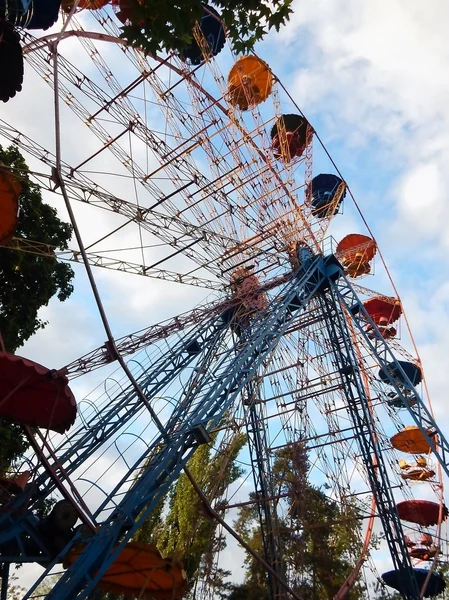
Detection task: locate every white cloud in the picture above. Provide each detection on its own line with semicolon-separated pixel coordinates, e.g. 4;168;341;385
396;163;446;236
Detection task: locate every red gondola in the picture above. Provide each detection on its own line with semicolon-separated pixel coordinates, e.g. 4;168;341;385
0;166;21;241
396;500;448;526
0;353;76;434
335;233;376;278
363;296;402;324
363;296;402;339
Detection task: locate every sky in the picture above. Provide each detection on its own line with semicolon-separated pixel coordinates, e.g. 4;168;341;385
2;0;449;595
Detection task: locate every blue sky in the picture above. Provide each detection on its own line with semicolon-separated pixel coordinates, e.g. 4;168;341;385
2;0;449;594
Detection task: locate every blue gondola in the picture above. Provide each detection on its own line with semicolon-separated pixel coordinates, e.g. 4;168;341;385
382;568;446;598
180;4;226;65
308;173;346;218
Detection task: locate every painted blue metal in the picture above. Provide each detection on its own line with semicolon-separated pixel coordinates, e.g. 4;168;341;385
30;254;332;599
0;309;231;562
38;311;228;490
318;284;420;599
245;380;286;600
5;253;445;600
333;272;449;478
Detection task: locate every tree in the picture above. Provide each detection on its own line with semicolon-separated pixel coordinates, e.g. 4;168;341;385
231;443;367;600
93;433;246;600
0;145;74;354
121;0;294;56
3;571;27;600
133;432;246;599
5;581;27;599
0;145;74;471
33;574;63;598
155;433;246;580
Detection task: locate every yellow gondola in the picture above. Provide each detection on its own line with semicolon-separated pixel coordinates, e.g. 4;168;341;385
227;56;273;110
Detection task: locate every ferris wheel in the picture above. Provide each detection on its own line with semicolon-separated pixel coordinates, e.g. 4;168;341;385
0;3;448;599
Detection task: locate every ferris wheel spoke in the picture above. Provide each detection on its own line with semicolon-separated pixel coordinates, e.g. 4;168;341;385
20;305;236;507
24;39;259;240
61;295;233;378
3;236;225;290
0;121;247;276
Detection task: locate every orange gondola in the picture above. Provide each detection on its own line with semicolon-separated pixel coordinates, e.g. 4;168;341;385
227;56;273;110
0;353;77;434
65;542;188;600
390;426;436;454
335;234;376;278
398;457;435;481
0;166;21;242
0;470;30;495
396;500;448;526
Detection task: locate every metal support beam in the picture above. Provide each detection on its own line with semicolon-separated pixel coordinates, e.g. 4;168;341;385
2;236;224;291
28;254;332;599
335;273;449;477
318;286;420;599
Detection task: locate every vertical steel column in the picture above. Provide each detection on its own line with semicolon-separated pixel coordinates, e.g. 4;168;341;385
318;287;420;599
0;564;9;600
245;379;286;600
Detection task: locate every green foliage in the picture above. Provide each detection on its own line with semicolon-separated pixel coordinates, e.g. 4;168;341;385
120;0;294;56
156;432;246;581
33;574;63;597
5;572;27;600
133;495;165;546
227;582;270;600
370;580;402;599
232;443;367;600
0;145;74;354
0;145;75;472
0;422;29;472
135;431;246;598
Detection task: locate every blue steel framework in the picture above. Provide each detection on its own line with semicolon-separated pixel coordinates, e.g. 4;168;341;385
245;379;286;600
0;252;448;599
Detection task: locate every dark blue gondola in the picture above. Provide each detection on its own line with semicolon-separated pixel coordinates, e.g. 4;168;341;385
0;20;23;102
17;0;61;30
180;4;226;65
308;173;346;218
0;0;31;17
378;360;422;387
382;568;446;598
